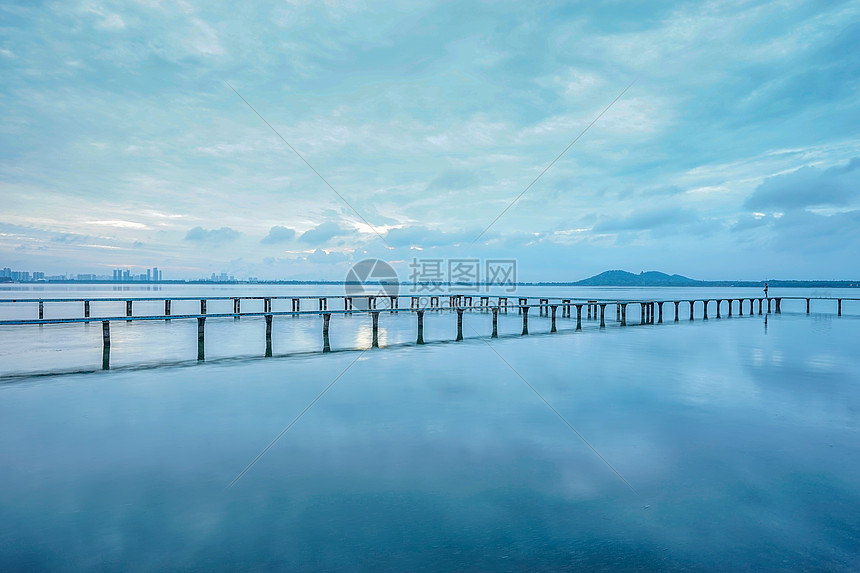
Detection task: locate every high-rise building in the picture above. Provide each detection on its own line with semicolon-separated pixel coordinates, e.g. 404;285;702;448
122;269;130;281
112;269;121;281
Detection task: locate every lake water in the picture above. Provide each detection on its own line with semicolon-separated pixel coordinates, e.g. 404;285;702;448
1;285;859;570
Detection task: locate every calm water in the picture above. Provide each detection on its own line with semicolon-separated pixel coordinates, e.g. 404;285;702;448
1;286;859;570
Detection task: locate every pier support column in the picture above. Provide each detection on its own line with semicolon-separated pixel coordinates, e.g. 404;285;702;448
658;302;664;324
640;303;646;325
518;298;527;315
292;298;300;312
674;301;680;322
200;299;207;314
371;312;380;348
776;298;781;313
689;301;695;321
38;301;44;320
126;300;132;321
346;297;353;313
265;314;273;357
758;299;763;315
620;304;627;326
456;308;464;341
84;301;90;322
102;320;110;370
521;306;529;336
499;297;507;313
616;303;621;322
165;300;171;320
319;298;327;312
197;317;205;361
838;299;842;316
703;300;709;320
540;299;549;317
551;305;558;332
576;304;583;330
563;299;571;318
767;298;771;313
491;307;499;338
390;296;399;312
233;298;241;318
600;304;606;328
417;310;425;344
322;313;331;353
589;304;593;320
728;300;733;317
716;300;722;319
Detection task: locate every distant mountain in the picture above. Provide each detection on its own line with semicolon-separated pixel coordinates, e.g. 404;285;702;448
574;270;701;287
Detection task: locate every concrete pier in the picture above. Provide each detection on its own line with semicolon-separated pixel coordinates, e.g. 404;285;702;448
807;298;810;314
322;313;331;352
319;298;327;312
716;300;721;319
728;300;733;317
703;300;709;320
616;303;621;322
430;296;439;309
600;303;607;328
165;300;171;319
84;301;90;321
658;302;663;323
233;298;241;316
126;300;133;321
492;307;499;338
417;310;425;344
102;320;110;370
689;301;695;321
621;303;627;326
838;299;842;316
576;304;583;330
292;298;300;312
674;301;680;322
200;299;207;314
540;298;549;317
551;305;558;332
265;314;273;357
640;303;646;325
521;306;529;335
371;311;379;348
562;299;571;318
456;308;464;341
776;298;781;313
197;317;205;361
499;297;507;312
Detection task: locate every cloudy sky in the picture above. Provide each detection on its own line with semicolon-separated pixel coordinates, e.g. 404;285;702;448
2;0;859;281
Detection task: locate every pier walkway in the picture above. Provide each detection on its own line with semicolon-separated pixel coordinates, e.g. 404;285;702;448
0;294;855;370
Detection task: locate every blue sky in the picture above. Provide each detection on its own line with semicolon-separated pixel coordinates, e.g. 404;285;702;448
2;0;859;281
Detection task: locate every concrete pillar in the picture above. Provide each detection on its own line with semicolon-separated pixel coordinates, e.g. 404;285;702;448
102;320;110;370
84;300;90;321
703;300;709;320
126;300;132;320
728;299;733;317
576;304;583;330
658;302;664;324
491;307;499;338
689;301;695;321
776;298;781;313
518;298;527;315
292;298;300;312
456;308;464;341
371;311;379;348
616;303;621;322
600;304;606;328
417;310;425;344
265;314;273;357
716;300;721;319
640;303;646;325
589;304;594;320
197;317;205;361
165;300;171;319
767;298;771;313
674;301;680;322
200;299;207;314
563;299;571;318
431;296;439;309
390;296;398;311
540;298;548;317
621;304;627;326
38;300;44;320
521;306;529;335
499;297;507;313
758;299;763;315
551;305;558;332
322;313;331;353
838;299;842;316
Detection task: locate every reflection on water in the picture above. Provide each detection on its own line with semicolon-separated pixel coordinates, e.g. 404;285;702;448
1;289;859;570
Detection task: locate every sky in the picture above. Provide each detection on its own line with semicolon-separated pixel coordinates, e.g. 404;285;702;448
1;0;860;281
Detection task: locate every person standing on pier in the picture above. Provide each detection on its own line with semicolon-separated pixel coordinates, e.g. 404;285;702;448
763;283;769;298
